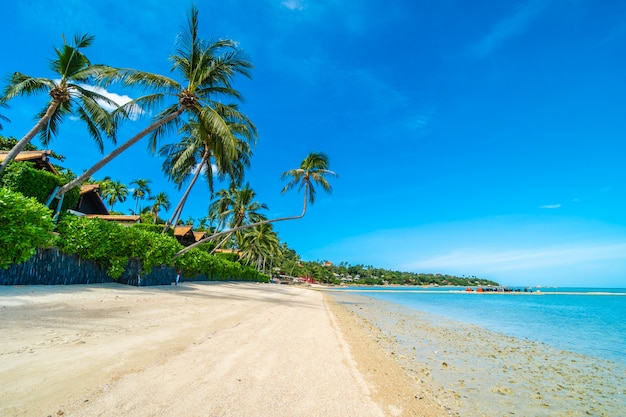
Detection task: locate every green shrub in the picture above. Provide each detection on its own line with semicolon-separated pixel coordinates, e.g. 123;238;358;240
177;247;268;283
56;216;183;278
131;223;175;236
0;161;80;212
0;187;56;268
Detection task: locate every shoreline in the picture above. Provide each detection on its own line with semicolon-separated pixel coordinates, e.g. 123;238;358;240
0;282;448;417
327;291;626;417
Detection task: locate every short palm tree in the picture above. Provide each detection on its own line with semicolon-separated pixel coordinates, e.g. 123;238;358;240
52;5;253;200
150;192;171;224
0;33;119;175
208;184;268;252
174;152;336;259
99;178;128;212
160;102;256;232
130;178;152;215
239;223;281;273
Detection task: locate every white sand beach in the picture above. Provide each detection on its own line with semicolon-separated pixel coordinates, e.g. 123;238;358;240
0;282;447;417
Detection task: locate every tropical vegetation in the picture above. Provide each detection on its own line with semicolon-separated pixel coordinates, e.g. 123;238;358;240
0;7;499;288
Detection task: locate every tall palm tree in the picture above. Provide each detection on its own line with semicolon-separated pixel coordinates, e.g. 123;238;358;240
51;5;253;200
160;102;256;233
0;33;119;175
130;178;152;215
99;178;128;211
174;152;336;259
150;192;170;224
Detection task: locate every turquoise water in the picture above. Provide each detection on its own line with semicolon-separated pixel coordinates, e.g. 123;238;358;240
331;286;626;364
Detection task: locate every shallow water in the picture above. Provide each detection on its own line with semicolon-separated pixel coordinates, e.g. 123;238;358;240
331;287;626;364
328;290;626;417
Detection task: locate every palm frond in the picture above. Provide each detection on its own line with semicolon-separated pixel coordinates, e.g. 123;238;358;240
37;101;71;146
2;74;55;101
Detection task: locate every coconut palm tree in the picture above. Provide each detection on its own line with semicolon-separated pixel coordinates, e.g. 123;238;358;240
160;102;256;233
208;184;268;252
280;152;336;217
238;223;281;273
51;5;253;201
150;192;170;224
0;33;119;175
174;152;336;259
130;178;152;215
99;178;128;211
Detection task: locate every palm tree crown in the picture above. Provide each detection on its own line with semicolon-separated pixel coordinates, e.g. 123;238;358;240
130;178;152;215
99;178;128;211
0;33;120;175
52;5;253;200
150;192;171;224
280;152;337;216
159;103;256;232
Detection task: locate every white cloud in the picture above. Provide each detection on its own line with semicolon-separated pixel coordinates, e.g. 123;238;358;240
469;0;553;58
88;86;144;121
540;204;561;209
73;84;143;121
281;0;305;11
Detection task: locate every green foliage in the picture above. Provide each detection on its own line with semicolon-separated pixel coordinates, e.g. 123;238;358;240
275;255;500;287
176;247;268;283
131;223;174;236
0;187;56;268
0;161;79;211
0;135;37;151
214;251;240;263
56;216;182;278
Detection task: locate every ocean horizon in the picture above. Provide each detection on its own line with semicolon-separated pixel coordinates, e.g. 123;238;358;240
327;285;626;416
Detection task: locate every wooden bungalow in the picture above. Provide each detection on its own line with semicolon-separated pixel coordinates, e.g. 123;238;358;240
74;185;141;225
173;226;196;246
74;184;109;215
0;150;58;174
193;231;207;242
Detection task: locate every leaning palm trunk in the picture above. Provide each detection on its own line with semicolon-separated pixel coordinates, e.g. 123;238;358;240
163;156;207;233
0;101;60;175
53;108;184;200
209;217;241;254
173;188;308;259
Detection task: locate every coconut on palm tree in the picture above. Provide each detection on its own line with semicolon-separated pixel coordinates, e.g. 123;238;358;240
51;5;253;201
160;102;256;233
174;152;336;259
0;33;120;175
130;178;152;215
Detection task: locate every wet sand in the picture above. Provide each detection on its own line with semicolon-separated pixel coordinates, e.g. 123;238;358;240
0;282;447;417
328;292;626;417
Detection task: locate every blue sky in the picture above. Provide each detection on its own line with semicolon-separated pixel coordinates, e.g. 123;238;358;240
1;0;625;287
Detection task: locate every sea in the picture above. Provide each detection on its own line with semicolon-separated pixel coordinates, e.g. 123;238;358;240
327;286;626;417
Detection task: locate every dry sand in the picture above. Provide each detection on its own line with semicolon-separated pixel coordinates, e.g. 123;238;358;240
0;282;448;417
